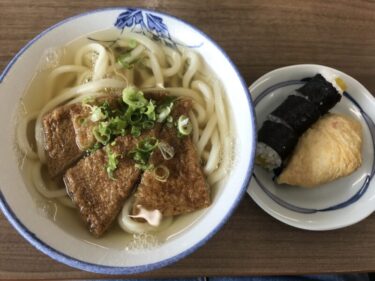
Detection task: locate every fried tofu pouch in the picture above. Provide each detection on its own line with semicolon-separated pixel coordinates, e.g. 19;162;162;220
277;113;362;188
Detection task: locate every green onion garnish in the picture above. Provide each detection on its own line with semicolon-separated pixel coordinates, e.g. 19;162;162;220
85;89;182;174
177;115;192;136
122;86;148;109
86;142;101;154
105;146;119;180
158;141;175;160
128;111;142;125
156;96;175;123
138;137;159;152
157;105;172;123
153;165;170;182
93;122;111;144
128;39;137;49
142;120;155;130
90;106;106;122
144;100;156;121
109;116;127;136
86;93;179;151
131;125;141;137
117;53;133;69
128;137;159;171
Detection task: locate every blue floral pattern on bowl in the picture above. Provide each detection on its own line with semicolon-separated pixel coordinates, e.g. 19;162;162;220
114;8;202;49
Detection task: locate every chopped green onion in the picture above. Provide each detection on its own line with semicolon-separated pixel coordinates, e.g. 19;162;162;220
177;115;192;136
136;162;154;171
90;106;106;122
129;149;152;171
156;97;175;123
144;100;156;121
131;126;141;137
86;142;101;154
100;101;111;114
117;53;132;69
105;146;119;180
166;115;173;128
131;150;145;164
153;165;170;182
128;137;159;171
97;121;109;134
158;141;175;160
128;39;137;49
142;120;154;130
157;104;172;123
85;88;182;162
93;122;111;144
84;100;111;123
129;111;142;125
138;137;159;153
122;87;147;109
109;116;127;135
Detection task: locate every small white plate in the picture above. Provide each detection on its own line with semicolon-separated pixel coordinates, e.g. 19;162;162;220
247;64;375;230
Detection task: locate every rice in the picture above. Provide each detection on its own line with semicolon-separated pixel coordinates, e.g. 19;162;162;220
255;142;281;171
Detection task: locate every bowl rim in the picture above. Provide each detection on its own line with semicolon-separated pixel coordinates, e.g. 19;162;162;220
0;7;256;274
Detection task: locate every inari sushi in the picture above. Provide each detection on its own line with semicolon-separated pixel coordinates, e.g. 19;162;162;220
277;113;362;187
256;73;346;171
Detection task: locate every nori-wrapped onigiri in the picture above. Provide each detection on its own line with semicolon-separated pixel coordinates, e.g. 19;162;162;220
269;95;321;135
255;72;345;172
296;74;342;115
256;121;298;170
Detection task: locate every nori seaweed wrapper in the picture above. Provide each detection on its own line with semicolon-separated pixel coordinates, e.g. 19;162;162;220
296;74;341;115
258;120;298;161
269;95;320;135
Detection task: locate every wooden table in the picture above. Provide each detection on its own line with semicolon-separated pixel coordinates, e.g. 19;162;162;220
1;0;375;279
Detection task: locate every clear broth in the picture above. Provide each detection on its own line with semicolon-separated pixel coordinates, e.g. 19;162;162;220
18;29;230;250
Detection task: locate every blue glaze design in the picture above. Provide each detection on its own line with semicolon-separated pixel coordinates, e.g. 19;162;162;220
114;8;202;49
114;9;144;29
146;13;168;36
0;8;256;274
254;79;375;214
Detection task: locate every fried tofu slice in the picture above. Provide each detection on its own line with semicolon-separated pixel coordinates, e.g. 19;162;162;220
64;129;161;237
42;96;120;177
42;103;84;177
70;96;121;151
133;99;211;216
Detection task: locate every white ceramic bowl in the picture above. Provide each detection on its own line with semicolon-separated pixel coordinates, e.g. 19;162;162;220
0;8;256;274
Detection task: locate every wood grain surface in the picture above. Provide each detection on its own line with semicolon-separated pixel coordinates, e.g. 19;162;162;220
1;0;375;279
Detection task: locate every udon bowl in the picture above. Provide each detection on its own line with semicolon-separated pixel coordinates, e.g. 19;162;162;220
0;8;255;274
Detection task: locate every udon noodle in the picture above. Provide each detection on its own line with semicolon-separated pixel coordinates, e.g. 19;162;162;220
16;31;232;235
